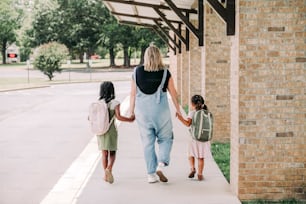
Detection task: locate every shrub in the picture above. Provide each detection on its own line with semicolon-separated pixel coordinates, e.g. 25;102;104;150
33;42;68;80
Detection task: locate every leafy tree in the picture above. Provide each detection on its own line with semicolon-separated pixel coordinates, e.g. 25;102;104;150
28;0;108;63
117;25;137;67
26;0;166;67
56;0;108;63
33;42;68;80
98;11;121;67
0;0;23;64
31;9;60;47
133;27;166;65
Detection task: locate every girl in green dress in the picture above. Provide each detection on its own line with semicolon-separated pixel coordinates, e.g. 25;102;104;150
97;81;135;184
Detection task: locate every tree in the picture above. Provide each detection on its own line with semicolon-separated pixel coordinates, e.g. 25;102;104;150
33;42;68;80
28;0;108;63
133;27;166;65
31;9;60;47
0;0;23;64
98;11;121;67
56;0;108;63
117;25;137;67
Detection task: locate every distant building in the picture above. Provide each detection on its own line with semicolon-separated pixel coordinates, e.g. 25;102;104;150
6;44;20;63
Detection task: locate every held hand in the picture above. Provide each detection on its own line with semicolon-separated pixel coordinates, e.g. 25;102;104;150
129;114;135;122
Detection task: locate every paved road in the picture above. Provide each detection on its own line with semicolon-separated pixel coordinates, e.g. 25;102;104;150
0;81;131;204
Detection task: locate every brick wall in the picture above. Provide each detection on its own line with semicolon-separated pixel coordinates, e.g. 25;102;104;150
205;4;231;142
237;0;306;200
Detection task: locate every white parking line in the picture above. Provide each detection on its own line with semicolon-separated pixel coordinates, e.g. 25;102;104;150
40;96;130;204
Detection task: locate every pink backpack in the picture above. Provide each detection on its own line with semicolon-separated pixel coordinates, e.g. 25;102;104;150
88;100;114;135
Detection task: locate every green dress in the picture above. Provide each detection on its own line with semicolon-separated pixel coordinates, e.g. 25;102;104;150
96;100;120;151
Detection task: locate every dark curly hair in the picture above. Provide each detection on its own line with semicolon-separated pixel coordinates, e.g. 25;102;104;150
191;94;208;111
99;81;115;103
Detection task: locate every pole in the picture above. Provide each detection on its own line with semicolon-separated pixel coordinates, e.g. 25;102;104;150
67;60;71;82
27;60;30;83
89;59;92;81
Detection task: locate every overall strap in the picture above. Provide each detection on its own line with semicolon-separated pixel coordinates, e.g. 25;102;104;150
133;66;138;83
156;68;167;104
159;68;168;89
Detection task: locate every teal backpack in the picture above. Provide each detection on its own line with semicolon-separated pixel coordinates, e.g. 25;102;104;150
190;109;214;142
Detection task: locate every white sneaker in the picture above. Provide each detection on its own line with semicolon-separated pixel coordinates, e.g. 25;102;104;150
156;163;168;182
156;162;165;171
147;173;158;183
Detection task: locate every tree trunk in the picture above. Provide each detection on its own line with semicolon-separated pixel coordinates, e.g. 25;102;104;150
1;40;7;64
123;46;130;67
139;46;146;65
79;52;84;63
109;47;115;67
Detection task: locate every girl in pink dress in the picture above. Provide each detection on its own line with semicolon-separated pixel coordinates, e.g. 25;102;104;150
176;95;210;181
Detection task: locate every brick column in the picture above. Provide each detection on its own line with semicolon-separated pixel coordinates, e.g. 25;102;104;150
176;53;182;100
189;24;202;110
168;31;179;94
180;26;190;110
205;4;231;142
230;0;240;196
237;0;306;201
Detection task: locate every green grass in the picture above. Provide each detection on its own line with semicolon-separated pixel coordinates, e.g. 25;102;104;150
183;104;189;114
210;142;230;182
241;199;303;204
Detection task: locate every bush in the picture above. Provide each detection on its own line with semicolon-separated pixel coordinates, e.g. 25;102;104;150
33;42;68;80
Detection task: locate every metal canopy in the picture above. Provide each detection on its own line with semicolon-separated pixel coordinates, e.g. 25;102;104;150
102;0;235;53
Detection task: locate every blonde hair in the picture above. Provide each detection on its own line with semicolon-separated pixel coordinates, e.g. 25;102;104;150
143;45;164;72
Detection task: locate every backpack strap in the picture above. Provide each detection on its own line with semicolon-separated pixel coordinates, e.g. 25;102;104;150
107;100;115;124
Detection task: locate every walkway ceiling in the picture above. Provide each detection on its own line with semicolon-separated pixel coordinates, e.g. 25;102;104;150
102;0;235;53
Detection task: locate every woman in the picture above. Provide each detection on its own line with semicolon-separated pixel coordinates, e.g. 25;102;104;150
129;45;182;183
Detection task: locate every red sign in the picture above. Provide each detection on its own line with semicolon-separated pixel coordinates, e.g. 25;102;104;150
7;53;18;58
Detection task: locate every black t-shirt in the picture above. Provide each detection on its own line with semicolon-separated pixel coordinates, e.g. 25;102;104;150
134;65;171;94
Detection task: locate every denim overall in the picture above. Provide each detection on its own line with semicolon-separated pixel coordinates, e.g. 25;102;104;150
134;68;173;174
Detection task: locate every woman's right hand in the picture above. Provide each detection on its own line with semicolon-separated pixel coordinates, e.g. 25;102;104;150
130;114;135;121
176;112;182;118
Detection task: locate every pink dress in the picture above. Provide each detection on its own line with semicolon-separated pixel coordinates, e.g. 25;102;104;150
187;110;211;159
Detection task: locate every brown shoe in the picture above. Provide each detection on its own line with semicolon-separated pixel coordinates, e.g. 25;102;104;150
156;170;168;182
198;174;204;181
188;168;196;178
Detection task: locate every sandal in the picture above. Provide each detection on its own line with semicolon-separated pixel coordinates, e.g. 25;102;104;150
188;168;196;178
198;174;204;181
105;169;114;184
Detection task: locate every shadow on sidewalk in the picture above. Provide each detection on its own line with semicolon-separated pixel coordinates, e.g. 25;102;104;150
75;98;241;204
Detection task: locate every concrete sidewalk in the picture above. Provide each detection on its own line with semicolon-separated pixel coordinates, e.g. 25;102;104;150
73;99;241;204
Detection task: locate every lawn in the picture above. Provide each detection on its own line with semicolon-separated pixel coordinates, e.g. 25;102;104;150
211;142;230;182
